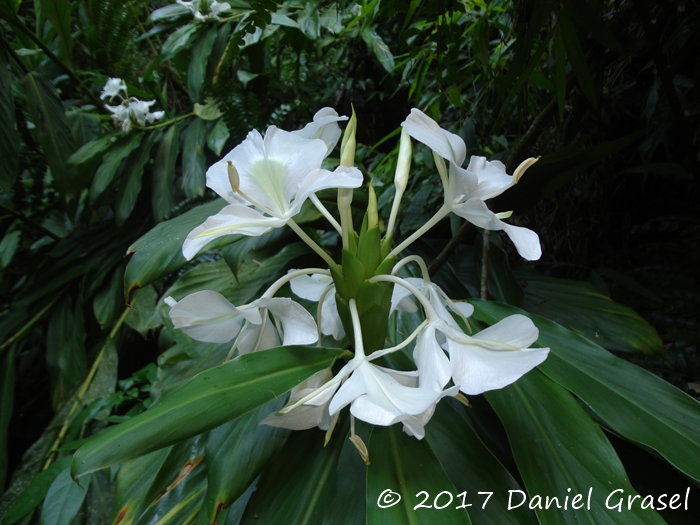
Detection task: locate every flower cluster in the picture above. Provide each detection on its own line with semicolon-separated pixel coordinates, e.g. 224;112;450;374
176;0;231;21
166;107;549;454
101;78;165;132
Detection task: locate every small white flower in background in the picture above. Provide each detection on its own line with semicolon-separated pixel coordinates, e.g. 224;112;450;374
182;109;362;260
165;290;317;353
177;0;231;20
100;78;127;101
402;108;542;261
101;78;165;132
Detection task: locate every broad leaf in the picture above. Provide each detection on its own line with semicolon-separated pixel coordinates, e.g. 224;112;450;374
115;132;158;226
425;400;537;525
90;133;144;203
40;468;91;525
21;72;77;200
71;346;349;477
472;299;700;483
0;346;14;491
152;123;180;222
367;424;472;524
188;26;218;101
182;117;207;198
38;0;73;67
206;118;229;156
487;371;666;524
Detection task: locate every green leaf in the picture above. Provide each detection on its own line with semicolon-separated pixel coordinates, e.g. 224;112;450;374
559;10;597;109
239;424;345;524
199;400;289;525
125;285;161;335
514;269;664;354
367;424;472;524
475;232;523;307
38;0;74;67
0;230;21;268
71;346;349;477
89;133;144;203
152;124;180;222
188;26;218;101
425;401;538;525
182;117;207;198
0;41;19;193
193;99;223;121
0;346;14;491
47;296;86;409
21;72;77;200
161;24;200;61
486;371;666;524
40;467;91;525
67;132;120;167
93;264;125;330
0;0;20;17
124;199;232;301
115;132;158;226
472;300;700;484
297;1;321;40
2;457;72;525
367;28;395;73
206;118;230;156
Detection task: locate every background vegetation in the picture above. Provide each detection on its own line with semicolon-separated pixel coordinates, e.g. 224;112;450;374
0;0;698;524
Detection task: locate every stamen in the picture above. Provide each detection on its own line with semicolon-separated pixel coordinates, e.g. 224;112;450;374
227;161;240;191
349;415;370;465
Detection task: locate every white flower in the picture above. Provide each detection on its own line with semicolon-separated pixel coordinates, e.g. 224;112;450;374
402;108;542;261
438;314;550;395
101;78;127;101
262;369;336;430
165;290;317;353
291;107;348;157
328;357;442;440
182;113;363;260
177;0;231;20
289;272;345;340
106;98;164;132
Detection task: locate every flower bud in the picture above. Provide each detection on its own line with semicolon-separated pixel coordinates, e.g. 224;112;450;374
395;129;412;194
340;107;357;167
367;183;378;230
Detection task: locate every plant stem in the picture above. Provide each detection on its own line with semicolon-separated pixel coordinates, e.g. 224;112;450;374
0;297;59;358
43;307;130;469
287;219;337;269
0;202;60;240
480;229;489;300
141;112;194;130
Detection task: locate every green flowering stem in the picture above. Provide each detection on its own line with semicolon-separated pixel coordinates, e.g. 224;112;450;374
387;205;450;259
141;112;194;131
287;219;338;270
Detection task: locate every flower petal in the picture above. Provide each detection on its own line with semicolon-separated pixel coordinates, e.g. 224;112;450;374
414;325;452;392
466;156;514;200
402;108;467;166
292;166;363;216
258;297;318;346
474;314;539;348
168;290;247;343
447;339;550;395
182;204;286;260
290;273;332;301
292;107;348;157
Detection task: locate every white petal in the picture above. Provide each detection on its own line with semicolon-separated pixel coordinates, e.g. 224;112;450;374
292;166;363;215
258;297;318;346
168;290;245;343
474;315;539;348
290;273;332;301
390;281;417;314
238;320;280;354
320;293;345;340
292;107;348;157
164;296;177;307
500;222;542;261
363;363;439;415
182;204;285;260
414;325;452;391
466;156;514;200
448;339;550;395
401;108;466;166
453;301;474;318
446;163;478;204
262;385;329;430
452;198;541;261
328;364;367;415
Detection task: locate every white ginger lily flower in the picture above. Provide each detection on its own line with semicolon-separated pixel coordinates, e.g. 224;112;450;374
177;0;230;20
183;111;362;260
165;290;317;353
289;272;345;339
291;107;348;156
437;314;550;395
100;78;127;101
401;108;541;261
106;98;164;132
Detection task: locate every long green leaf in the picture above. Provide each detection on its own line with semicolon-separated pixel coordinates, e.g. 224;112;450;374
0;41;18;193
472;300;700;483
559;10;597;109
514;269;663;354
124;198;229;301
38;0;73;67
240;424;346;524
71;346;349;478
39;468;91;525
198;400;288;525
425;401;537;525
152;124;180;222
487;371;666;524
21;72;77;200
367;424;472;524
89;133;144;203
115;132;158;226
182;117;207;198
188;26;218;101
